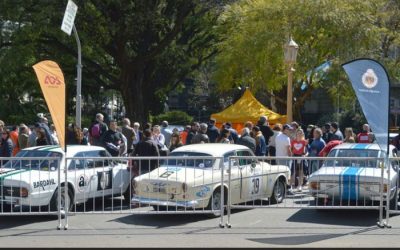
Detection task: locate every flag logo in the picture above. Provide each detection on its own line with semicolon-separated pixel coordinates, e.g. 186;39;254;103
362;69;378;89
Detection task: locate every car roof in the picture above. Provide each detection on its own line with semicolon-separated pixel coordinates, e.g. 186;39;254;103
171;143;251;157
332;143;394;151
22;145;107;156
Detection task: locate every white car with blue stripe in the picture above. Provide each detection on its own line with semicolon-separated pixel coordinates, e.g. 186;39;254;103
0;145;131;212
308;143;398;208
131;144;290;216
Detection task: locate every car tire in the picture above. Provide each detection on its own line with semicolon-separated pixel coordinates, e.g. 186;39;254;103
206;188;226;218
270;178;286;204
50;186;73;215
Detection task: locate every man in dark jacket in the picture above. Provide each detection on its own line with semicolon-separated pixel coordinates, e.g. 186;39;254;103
101;120;124;156
257;116;274;146
237;127;256;153
133;129;160;174
186;122;199;145
206;119;220;143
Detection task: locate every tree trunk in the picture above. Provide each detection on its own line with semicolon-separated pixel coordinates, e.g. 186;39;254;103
120;70;149;125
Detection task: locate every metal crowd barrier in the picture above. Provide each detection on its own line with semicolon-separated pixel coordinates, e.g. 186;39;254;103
1;154;396;230
225;156;388;228
0;156;63;228
62;156;226;229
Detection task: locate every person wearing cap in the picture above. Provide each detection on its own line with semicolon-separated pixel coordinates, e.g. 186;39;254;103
160;120;172;148
275;124;292;168
257;116;274;152
206;118;220;143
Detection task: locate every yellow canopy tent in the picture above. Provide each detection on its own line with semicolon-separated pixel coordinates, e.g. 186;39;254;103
210;89;286;131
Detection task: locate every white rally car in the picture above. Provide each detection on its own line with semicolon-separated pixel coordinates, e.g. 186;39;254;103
0;145;131;212
131;144;290;216
308;143;399;208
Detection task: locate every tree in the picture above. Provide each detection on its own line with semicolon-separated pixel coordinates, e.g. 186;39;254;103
0;0;226;124
213;0;386;121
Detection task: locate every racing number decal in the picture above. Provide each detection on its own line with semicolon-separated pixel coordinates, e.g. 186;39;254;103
97;169;113;190
160;171;175;178
251;177;261;195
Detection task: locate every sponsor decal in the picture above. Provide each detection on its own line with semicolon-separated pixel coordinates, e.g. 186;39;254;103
77;174;89;192
361;69;378;89
33;179;56;190
97;170;112;190
196;186;210;197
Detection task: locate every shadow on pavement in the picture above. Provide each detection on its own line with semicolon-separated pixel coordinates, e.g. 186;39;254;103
0;215;56;230
110;213;218;228
287;209;379;227
247;227;378;246
248;234;343;245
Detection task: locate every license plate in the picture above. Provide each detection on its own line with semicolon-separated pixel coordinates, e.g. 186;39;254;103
153;187;167;193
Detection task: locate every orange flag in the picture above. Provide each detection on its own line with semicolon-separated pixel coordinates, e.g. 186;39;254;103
32;60;66;150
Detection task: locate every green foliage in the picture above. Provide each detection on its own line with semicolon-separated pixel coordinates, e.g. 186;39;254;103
151;110;193;125
0;0;227;123
213;0;398;119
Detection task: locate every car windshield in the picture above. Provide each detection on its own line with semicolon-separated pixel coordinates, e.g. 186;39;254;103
324;149;383;168
161;152;214;168
3;150;62;171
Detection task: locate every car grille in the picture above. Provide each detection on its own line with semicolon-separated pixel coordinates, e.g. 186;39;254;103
0;185;21;198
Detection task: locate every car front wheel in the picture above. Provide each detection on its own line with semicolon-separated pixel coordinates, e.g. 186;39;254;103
270;179;286;204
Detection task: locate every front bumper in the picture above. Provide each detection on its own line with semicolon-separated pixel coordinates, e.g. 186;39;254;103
131;196;203;209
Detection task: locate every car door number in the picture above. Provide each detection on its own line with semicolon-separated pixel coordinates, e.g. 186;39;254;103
251;177;260;195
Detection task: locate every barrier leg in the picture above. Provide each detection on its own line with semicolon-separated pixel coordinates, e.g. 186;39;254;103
377;162;385;228
219;163;225;228
64;157;69;230
57;159;62;230
385;158;392;228
226;159;232;228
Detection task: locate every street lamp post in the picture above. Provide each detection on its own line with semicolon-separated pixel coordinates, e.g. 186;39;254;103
284;36;299;123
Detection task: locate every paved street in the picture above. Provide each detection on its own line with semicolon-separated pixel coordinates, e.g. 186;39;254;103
1;198;400;248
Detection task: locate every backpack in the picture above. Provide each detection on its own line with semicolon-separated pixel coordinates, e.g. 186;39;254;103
91;123;101;138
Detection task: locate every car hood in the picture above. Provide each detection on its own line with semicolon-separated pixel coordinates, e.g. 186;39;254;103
136;165;213;184
0;168;57;187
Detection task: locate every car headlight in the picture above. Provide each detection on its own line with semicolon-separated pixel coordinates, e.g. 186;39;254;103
20;187;29;197
309;182;320;190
